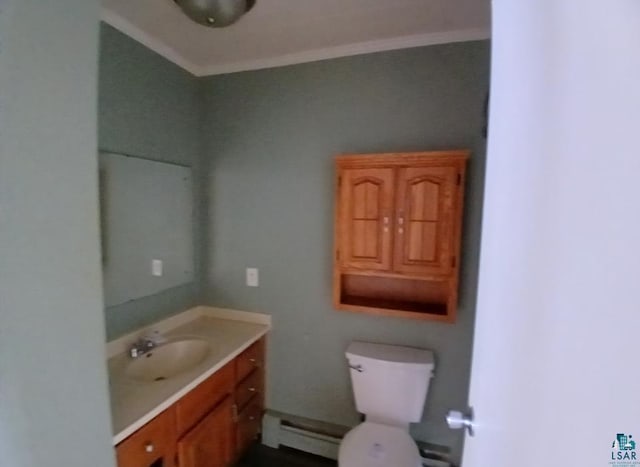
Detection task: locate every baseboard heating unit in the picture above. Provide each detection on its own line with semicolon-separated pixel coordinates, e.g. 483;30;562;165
261;409;455;467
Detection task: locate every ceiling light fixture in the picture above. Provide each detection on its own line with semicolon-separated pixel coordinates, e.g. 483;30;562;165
173;0;256;28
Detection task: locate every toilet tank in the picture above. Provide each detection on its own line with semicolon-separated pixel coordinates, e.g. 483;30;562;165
346;341;435;424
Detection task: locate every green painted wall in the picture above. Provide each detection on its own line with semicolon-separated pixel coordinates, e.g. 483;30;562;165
96;28;488;460
98;23;204;339
0;2;115;466
202;42;489;459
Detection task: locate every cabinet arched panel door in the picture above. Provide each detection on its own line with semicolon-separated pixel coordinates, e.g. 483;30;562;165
338;167;394;271
393;166;459;276
177;396;234;467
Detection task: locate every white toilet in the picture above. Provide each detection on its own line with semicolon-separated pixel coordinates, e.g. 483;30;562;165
338;341;435;467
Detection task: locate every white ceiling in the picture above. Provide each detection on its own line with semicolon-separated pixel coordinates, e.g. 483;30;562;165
101;0;491;76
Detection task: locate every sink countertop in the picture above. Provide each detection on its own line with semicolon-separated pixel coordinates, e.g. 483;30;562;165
108;307;271;445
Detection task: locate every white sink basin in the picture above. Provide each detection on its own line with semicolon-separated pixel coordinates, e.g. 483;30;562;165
125;338;211;382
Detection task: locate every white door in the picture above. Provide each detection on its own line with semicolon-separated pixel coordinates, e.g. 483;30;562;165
458;2;640;466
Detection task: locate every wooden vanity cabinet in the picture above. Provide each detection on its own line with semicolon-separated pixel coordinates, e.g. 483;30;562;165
177;396;234;467
116;337;266;467
175;360;235;467
175;362;234;439
334;151;468;322
233;339;265;457
236;399;263;455
116;409;177;467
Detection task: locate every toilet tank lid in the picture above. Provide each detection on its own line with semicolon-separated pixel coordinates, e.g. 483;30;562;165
346;341;435;367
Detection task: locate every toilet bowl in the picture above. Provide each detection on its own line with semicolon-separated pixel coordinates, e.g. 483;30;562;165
338;422;422;467
338;341;434;467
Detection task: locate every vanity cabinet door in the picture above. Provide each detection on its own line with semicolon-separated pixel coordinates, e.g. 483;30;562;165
116;408;176;467
235;399;263;458
177;396;234;467
176;361;234;438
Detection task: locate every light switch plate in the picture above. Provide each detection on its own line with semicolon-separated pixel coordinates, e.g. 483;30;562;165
246;267;259;287
152;259;163;277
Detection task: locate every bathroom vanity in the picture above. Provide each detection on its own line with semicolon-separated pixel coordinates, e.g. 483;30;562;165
108;308;270;467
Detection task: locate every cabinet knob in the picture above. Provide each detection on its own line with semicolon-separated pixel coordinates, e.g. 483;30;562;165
248;387;256;392
383;216;389;225
398;217;404;225
144;443;154;453
249;358;256;363
398;228;404;234
249;416;256;421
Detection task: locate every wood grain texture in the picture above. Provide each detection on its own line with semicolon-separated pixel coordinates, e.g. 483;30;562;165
116;407;177;467
236;339;265;384
233;337;266;461
236;369;263;411
117;337;268;467
176;361;234;438
236;400;263;458
177;397;234;467
333;151;467;323
338;168;394;271
393;165;458;276
335;150;469;168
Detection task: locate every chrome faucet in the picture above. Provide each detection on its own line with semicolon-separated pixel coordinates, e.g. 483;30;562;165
129;338;155;358
129;331;167;358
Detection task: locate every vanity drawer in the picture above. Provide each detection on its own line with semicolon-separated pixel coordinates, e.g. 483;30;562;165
236;338;265;383
176;360;234;437
236;368;263;410
236;400;263;456
116;407;176;467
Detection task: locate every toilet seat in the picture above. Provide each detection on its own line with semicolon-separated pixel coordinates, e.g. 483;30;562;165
338;422;422;467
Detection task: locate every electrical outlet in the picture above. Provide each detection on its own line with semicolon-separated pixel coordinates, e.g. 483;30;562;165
246;268;259;287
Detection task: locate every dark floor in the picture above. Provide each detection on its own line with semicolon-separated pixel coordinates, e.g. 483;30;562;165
236;444;337;467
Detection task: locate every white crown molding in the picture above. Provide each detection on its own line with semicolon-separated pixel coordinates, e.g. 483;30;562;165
100;8;205;76
198;28;491;76
100;7;490;78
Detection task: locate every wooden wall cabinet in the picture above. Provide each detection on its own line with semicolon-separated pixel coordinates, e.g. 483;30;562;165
333;151;468;322
116;337;266;467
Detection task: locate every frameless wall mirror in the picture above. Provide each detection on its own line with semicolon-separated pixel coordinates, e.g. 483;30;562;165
99;152;194;307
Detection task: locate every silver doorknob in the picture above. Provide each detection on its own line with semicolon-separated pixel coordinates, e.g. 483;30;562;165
446;407;475;436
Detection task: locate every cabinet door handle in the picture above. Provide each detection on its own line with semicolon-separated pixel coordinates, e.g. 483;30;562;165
398;228;404;234
383;216;389;225
248;387;257;392
249;358;261;367
144;442;154;453
398;217;404;225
